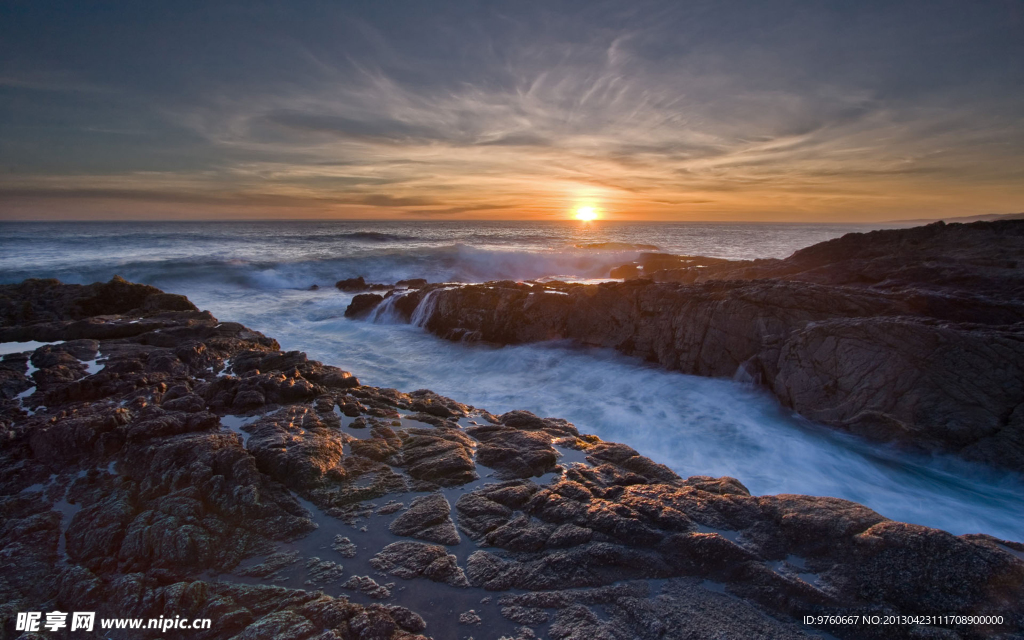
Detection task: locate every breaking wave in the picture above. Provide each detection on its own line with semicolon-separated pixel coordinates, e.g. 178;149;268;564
0;243;638;292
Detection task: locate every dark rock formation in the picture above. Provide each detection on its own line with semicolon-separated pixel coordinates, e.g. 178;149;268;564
347;221;1024;472
341;574;394;599
608;263;639;279
465;411;578;480
644;219;1024;299
0;278;430;639
2;277;1023;639
388;493;460;545
369;541;469;587
388;426;478;486
0;276;197;330
396;279;428;289
335;277;391;292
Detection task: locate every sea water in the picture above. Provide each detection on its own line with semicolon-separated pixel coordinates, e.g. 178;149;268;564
2;220;1021;541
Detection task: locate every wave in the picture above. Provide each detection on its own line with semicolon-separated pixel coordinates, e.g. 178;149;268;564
311;231;412;243
0;243;642;291
575;241;661;251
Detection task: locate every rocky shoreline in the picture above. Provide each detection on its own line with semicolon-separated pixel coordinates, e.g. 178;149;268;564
345;220;1024;474
2;276;1023;639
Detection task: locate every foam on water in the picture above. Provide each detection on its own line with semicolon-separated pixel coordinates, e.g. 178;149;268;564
368;291;412;324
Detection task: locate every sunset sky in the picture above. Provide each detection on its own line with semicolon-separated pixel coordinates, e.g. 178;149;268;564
1;1;1022;222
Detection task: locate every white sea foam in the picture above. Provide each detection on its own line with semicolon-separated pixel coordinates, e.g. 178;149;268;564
367;293;398;323
410;289;443;327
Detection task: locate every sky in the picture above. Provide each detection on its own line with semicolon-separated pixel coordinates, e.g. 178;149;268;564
1;0;1022;222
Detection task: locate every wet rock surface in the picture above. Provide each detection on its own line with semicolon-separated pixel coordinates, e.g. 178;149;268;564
345;293;386;318
348;221;1024;473
369;542;469;587
1;277;1022;639
388;493;460;545
335;277;392;293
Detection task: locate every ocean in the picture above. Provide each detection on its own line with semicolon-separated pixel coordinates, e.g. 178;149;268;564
2;219;1022;541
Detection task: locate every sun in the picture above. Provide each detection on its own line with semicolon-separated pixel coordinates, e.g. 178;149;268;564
574;206;598;221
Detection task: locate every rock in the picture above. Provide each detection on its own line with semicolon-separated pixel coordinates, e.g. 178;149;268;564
498;628;539;640
502;579;810;640
500;605;550;625
609;263;640;279
244;407;348;491
388;493;460;545
639;252;689;272
682;475;751;496
237;551;300;579
374;220;1024;472
414;281;574;344
347;606;398;637
344;293;384;318
304;557;345;586
335;277;367;291
369;542;470;587
161;392;206;412
484;514;555;552
0;276;197;330
407;388;470;418
467;424;559;479
396;279;428;289
546;523;593;548
389;427;478;486
455;489;516;540
376;500;404;515
49;572;420;640
341;575;392;599
3;276;1023;639
768;316;1024;461
335;277;391;292
331;535;358;558
383;605;426;633
584;441;681;485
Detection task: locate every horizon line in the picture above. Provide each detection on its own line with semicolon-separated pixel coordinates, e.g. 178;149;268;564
1;213;1020;225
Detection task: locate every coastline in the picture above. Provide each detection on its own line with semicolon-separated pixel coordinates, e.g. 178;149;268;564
347;220;1024;474
1;277;1023;639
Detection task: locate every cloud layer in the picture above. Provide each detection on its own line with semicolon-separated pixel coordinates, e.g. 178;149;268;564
1;0;1022;221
